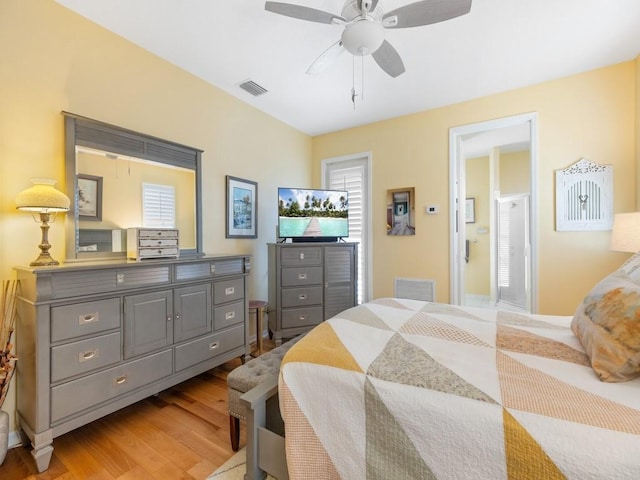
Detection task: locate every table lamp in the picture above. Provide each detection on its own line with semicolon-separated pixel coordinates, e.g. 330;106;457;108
610;212;640;253
16;178;70;266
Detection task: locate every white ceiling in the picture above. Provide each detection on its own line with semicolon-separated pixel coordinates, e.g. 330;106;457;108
55;0;640;137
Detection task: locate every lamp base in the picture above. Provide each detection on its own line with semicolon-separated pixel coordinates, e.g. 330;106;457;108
30;212;60;266
30;251;60;267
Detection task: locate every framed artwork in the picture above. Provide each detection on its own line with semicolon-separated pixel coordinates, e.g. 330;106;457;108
77;174;103;221
226;175;257;238
386;187;416;236
465;197;475;223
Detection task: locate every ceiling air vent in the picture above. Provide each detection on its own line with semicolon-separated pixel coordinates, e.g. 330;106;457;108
238;80;268;97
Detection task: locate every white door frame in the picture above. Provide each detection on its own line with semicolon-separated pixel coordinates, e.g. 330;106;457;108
449;112;539;312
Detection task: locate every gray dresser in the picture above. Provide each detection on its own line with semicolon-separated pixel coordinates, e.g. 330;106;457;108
267;242;357;344
15;255;251;472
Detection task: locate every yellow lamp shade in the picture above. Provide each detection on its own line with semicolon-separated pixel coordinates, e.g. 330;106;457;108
16;178;70;212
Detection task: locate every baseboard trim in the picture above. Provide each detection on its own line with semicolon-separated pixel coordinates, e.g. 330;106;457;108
9;429;22;448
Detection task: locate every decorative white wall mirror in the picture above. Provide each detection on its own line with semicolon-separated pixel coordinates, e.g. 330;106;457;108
555;158;613;231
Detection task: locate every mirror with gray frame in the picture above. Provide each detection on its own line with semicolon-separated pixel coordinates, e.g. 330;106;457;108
64;112;203;261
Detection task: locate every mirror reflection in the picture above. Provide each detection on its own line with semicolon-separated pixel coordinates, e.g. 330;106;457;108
75;146;196;255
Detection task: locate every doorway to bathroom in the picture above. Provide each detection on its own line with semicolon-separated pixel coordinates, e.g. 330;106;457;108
449;113;538;312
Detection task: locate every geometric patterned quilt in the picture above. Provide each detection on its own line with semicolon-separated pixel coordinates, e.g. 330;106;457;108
279;298;640;479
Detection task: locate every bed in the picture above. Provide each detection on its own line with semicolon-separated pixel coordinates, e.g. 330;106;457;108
278;290;640;479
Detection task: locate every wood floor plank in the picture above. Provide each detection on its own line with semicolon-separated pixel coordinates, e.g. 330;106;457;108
116;410;202;472
94;415;172;474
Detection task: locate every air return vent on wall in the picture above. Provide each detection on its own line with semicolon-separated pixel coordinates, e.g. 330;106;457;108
238;80;268;97
394;277;435;302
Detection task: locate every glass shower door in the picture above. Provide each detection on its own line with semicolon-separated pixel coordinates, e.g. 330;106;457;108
496;194;530;311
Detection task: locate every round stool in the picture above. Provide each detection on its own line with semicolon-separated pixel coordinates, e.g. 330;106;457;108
249;300;268;356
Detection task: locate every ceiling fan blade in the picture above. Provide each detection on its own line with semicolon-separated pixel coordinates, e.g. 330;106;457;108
372;40;405;78
306;40;345;75
265;1;345;25
382;0;471;28
357;0;379;14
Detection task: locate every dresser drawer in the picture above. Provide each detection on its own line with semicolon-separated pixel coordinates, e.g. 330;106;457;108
281;306;323;329
138;247;180;258
214;301;244;330
51;298;121;342
280;247;322;267
51;332;121;383
136;228;179;238
139;238;179;247
281;266;322;287
50;349;172;423
281;286;322;308
213;278;244;304
174;324;244;372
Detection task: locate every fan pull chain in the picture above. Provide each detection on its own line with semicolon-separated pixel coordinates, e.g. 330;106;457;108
351;55;358;109
361;54;365;102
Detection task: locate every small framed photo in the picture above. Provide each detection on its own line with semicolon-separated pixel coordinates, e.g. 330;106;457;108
465;197;475;224
226;175;257;238
77;174;103;221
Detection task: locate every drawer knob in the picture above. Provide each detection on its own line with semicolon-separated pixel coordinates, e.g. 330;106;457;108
299;253;304;260
79;349;99;362
225;286;235;296
114;375;128;386
225;311;235;320
299;315;307;321
78;312;99;325
298;273;307;280
298;293;307;300
209;341;220;351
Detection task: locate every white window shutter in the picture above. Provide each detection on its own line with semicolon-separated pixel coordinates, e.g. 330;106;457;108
327;163;366;304
142;183;176;228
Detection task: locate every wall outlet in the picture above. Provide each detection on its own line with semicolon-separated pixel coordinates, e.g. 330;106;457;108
426;205;439;214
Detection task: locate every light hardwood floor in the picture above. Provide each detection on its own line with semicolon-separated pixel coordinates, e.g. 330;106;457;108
1;352;258;480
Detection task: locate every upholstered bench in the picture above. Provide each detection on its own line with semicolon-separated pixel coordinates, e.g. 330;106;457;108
227;334;304;451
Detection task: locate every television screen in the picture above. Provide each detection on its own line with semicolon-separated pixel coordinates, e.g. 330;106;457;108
278;187;349;240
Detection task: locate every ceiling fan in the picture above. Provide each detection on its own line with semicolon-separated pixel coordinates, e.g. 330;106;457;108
265;0;472;78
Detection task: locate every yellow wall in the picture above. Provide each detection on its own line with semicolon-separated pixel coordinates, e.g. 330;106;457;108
313;61;637;315
0;0;311;433
465;156;490;295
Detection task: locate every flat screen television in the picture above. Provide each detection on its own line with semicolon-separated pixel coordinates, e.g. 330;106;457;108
278;187;349;242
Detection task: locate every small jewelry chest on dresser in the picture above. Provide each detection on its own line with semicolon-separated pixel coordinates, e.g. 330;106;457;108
127;227;180;260
15;255;251;472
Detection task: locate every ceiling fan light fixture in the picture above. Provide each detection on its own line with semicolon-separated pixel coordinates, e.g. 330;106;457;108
341;19;384;56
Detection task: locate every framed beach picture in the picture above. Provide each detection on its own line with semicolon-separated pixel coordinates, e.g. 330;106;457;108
77;174;103;221
226;175;257;238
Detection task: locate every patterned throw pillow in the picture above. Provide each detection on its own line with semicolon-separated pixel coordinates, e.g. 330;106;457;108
571;257;640;382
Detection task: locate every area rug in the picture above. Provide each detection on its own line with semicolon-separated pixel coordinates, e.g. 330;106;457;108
207;448;277;480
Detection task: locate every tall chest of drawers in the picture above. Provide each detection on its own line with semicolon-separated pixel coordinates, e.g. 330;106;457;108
267;242;357;345
15;255;251;472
